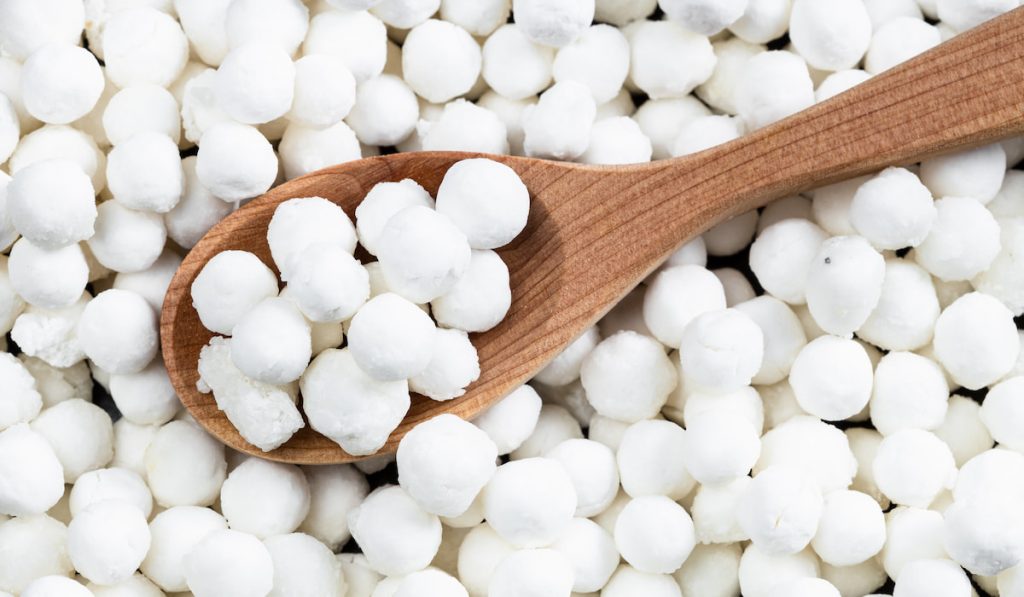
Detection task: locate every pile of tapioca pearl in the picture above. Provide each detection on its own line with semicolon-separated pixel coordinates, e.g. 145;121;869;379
1;0;1024;595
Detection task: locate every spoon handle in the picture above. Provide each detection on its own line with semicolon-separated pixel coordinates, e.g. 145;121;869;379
636;7;1024;245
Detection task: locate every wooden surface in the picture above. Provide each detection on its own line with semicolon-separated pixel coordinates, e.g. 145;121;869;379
162;8;1024;464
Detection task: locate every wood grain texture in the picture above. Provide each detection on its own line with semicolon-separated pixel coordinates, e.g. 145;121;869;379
162;8;1024;464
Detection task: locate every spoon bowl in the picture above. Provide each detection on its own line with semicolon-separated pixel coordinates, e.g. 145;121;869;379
162;8;1024;463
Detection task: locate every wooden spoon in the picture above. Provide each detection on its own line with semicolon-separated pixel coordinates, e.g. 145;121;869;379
162;9;1024;464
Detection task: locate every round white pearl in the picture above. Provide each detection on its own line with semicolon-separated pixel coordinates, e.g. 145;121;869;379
356;180;434;256
979;376;1024;453
141;506;228;593
69;467;152;520
580;116;654;165
934;292;1020;390
630;20;716;100
755;415;857;493
750;219;829;305
865;17;940;74
300;465;368;551
974;218;1024;316
660;0;748;35
550;517;619;592
614;495;695;574
602;564;682;597
735;51;815;130
0;354;41;429
68;500;151;585
684;410;761;486
348;485;441;576
0;515;71;594
376;206;471;304
851;167;936;251
546;438;619;517
101;8;189;88
190;250;278;336
483;457;577;548
347;292;436;381
183;529;274;597
370;0;441;29
643;264;726;348
789;0;872;71
634;96;711;160
403;19;481;104
215;43;295;125
6;159;95;250
943;497;1024;577
488;548;575;597
21;576;92;597
230;297;312;384
7;238;88;309
679;308;764;394
304;10;387;83
0;424;64;516
728;0;791;43
220;458;310;539
409;328;481;401
0;0;84;61
738;543;821;597
690;476;750;544
420;99;511;155
804;235;886;336
552;24;630;103
580;331;677;423
287;54;356;129
858;259;940;351
893;558;971;597
144;421;226;508
789;335;873;421
346;75;419;147
268;196;357;281
811;489;886;566
919;143;1007;204
676;543;743;597
195;122;278;201
510;403;583;460
106;132;184;214
287;244;369;323
436;158;529;250
394;568;466;597
473;385;543;456
512;0;594;47
870;351;949;436
441;0;511;36
933;395;993;467
21;44;104;125
174;0;230;66
915;196;1001;282
163;159;229;247
77;289;158;375
102;85;181;146
535;326;600;387
301;347;411;454
522;81;596;160
737;465;823;556
873;429;957;508
617;419;695;500
397;414;497;518
937;0;1018;32
457;523;515;595
815;69;872;102
224;0;309;55
735;295;807;385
